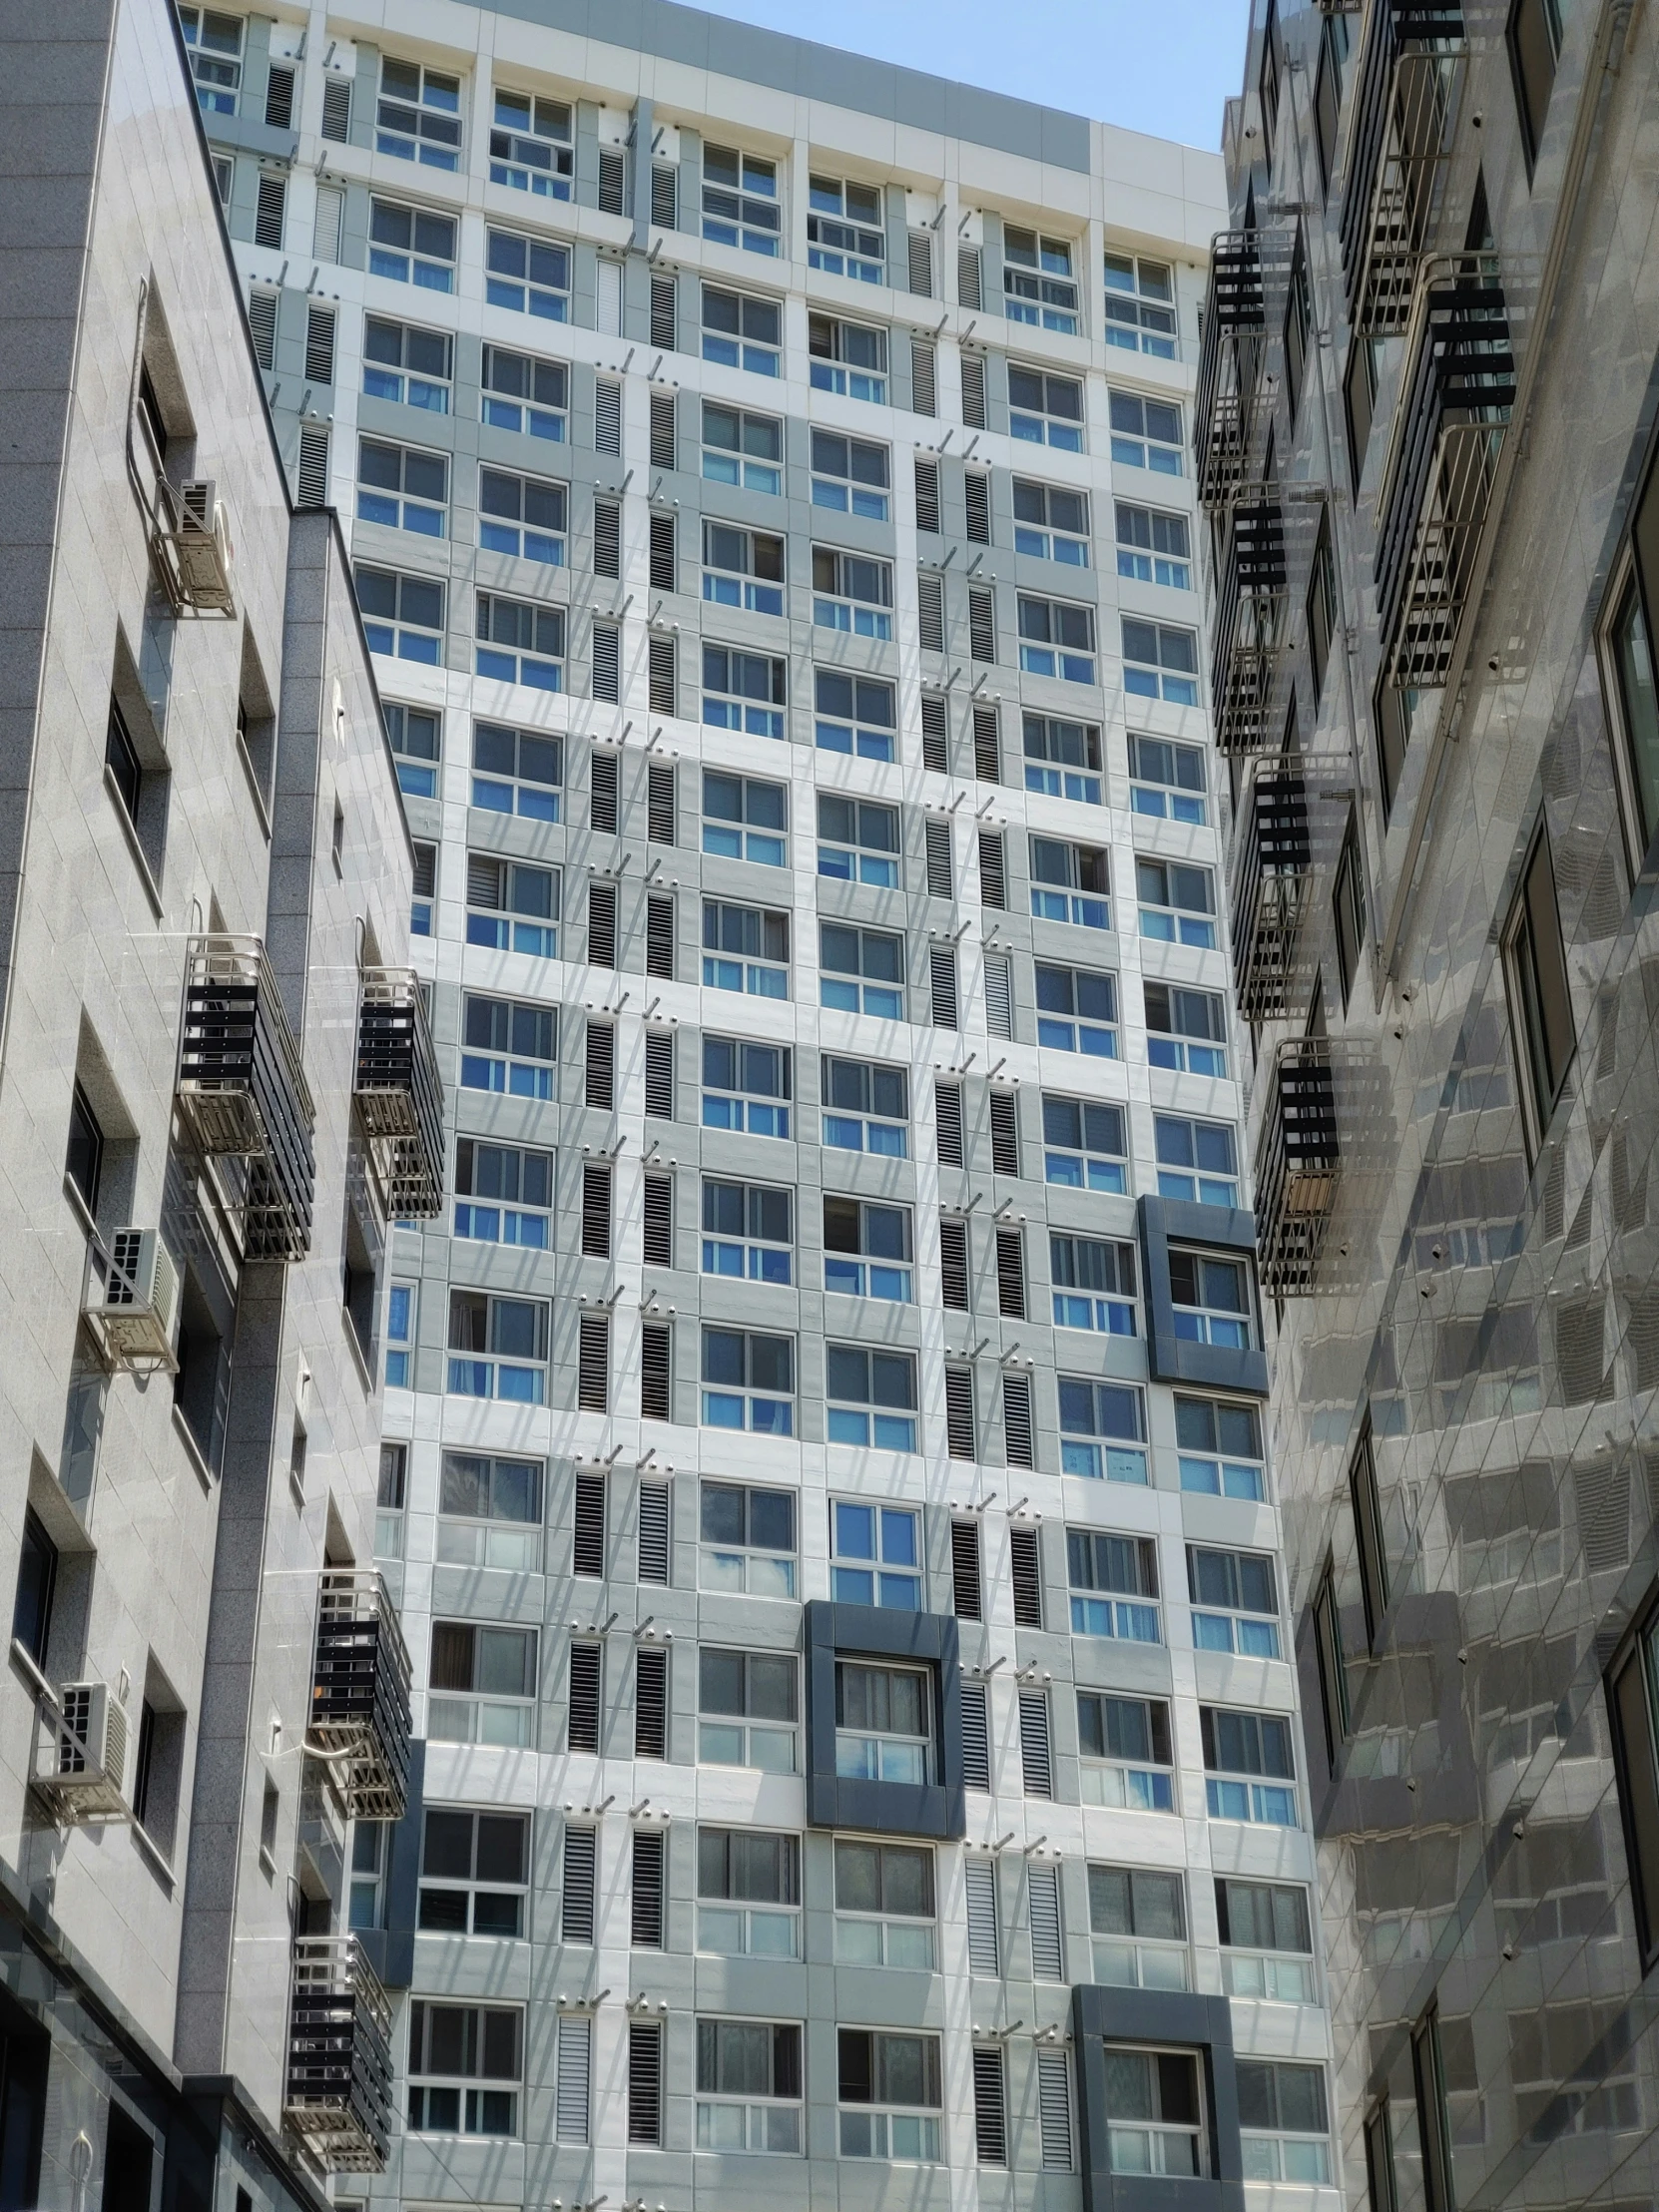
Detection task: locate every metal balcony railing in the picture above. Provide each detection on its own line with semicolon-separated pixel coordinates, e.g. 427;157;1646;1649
355;968;444;1219
1256;1039;1341;1296
176;934;315;1262
308;1571;412;1821
1374;257;1516;689
284;1936;394;2172
1230;757;1313;1022
1211;497;1289;754
1194;232;1292;509
1341;0;1465;333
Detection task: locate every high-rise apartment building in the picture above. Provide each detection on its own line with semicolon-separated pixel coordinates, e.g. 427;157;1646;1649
187;3;1337;2208
0;3;437;2210
1201;1;1659;2210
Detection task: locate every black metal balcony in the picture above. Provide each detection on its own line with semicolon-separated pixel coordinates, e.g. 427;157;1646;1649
355;968;444;1219
1375;258;1516;689
309;1572;412;1821
1341;1;1466;334
1211;497;1288;754
1256;1039;1340;1296
1231;758;1312;1022
1195;232;1290;509
283;1936;394;2172
176;934;315;1262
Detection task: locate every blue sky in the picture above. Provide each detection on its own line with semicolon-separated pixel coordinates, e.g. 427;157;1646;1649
694;0;1251;152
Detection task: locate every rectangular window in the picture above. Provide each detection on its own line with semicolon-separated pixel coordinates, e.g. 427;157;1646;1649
368;198;456;290
838;2029;942;2162
1024;714;1103;802
1078;1692;1175;1811
703;645;786;739
478;468;567;566
814;547;893;640
701;1482;796;1599
179;7;242;113
464;853;559;958
1123;618;1199;705
703;771;787;866
1129;732;1206;823
702;899;789;997
1069;1531;1160;1642
1043;1095;1127;1192
701;1327;795;1434
698;1828;801;1957
1051;1236;1137;1335
829;1500;921;1609
702;400;782;493
489;87;573;198
696;2018;802;2154
702;520;785;616
1102;2047;1206;2176
1351;1422;1388;1648
419;1808;530;1936
1240;2064;1331;2184
834;1841;935;1967
822;1056;907;1156
810;314;887;404
1508;0;1563;169
809;174;884;279
821;923;903;1020
377;56;462;169
481;345;568;441
454;1141;552;1253
1059;1379;1147;1483
1177;1394;1265;1501
363;316;452;412
1169;1249;1254;1349
1109;390;1183;473
1609;1607;1659;1963
819;796;899;888
407;2002;522;2136
437;1452;543;1572
815;669;896;762
1367;2102;1399;2212
13;1509;57;1669
1005;228;1078;331
471;720;560;821
1104;253;1177;356
446;1290;550;1403
703;143;781;254
355;565;444;663
383;701;440;801
428;1621;538;1746
475;593;563;691
1217;1878;1316;2002
1201;1707;1298;1826
1155;1114;1238;1207
1116;501;1191;588
836;1661;932;1784
703;282;782;373
1307;517;1338;701
1018;594;1096;684
65;1080;103;1216
1089;1865;1189;1989
1145;982;1227;1076
701;1178;793;1286
1284;246;1312;425
1010;479;1090;568
1029;835;1110;931
699;1647;799;1771
380;1282;414;1387
827;1349;918;1452
1190;1548;1280;1657
461;993;555;1099
1136;856;1216;947
486;228;569;320
824;1198;912;1304
702;1036;791;1138
1035;962;1117;1056
356;437;448;536
1503;826;1575;1151
811;429;890;520
1010;366;1085;451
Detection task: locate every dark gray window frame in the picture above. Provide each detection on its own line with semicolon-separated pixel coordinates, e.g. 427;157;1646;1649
1138;1196;1269;1397
803;1600;963;1841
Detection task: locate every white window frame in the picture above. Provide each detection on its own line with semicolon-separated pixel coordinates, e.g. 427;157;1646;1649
809;312;888;403
480;345;569;441
471;720;561;822
821;1055;908;1157
810;429;890;519
701;1035;792;1138
701;1176;794;1286
701;400;783;493
407;2000;523;2137
1128;733;1207;824
363;315;453;413
702;146;782;256
1059;1378;1147;1483
435;1449;544;1571
1042;1095;1127;1193
376;55;463;170
833;1839;937;1967
1175;1393;1266;1502
489;87;573;198
478;465;567;565
1109;389;1184;474
808;174;884;281
485;227;571;321
813;546;894;639
699;1480;798;1599
1013;477;1090;565
702;770;788;867
453;1138;553;1253
702;520;786;615
427;1620;538;1747
367;197;457;291
698;1647;799;1772
697;1827;802;1957
1023;713;1102;802
702;899;790;997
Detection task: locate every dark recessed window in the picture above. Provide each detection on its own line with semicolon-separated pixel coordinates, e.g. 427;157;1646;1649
106;702;143;821
1313;21;1342;196
65;1082;104;1215
12;1509;58;1669
1307;514;1338;704
1507;0;1562;174
1344;338;1377;495
1610;568;1659;852
1607;1599;1659;1965
1333;816;1366;1012
1502;826;1575;1153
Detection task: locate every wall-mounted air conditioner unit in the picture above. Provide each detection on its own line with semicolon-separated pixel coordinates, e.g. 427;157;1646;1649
36;1683;129;1822
84;1228;182;1373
